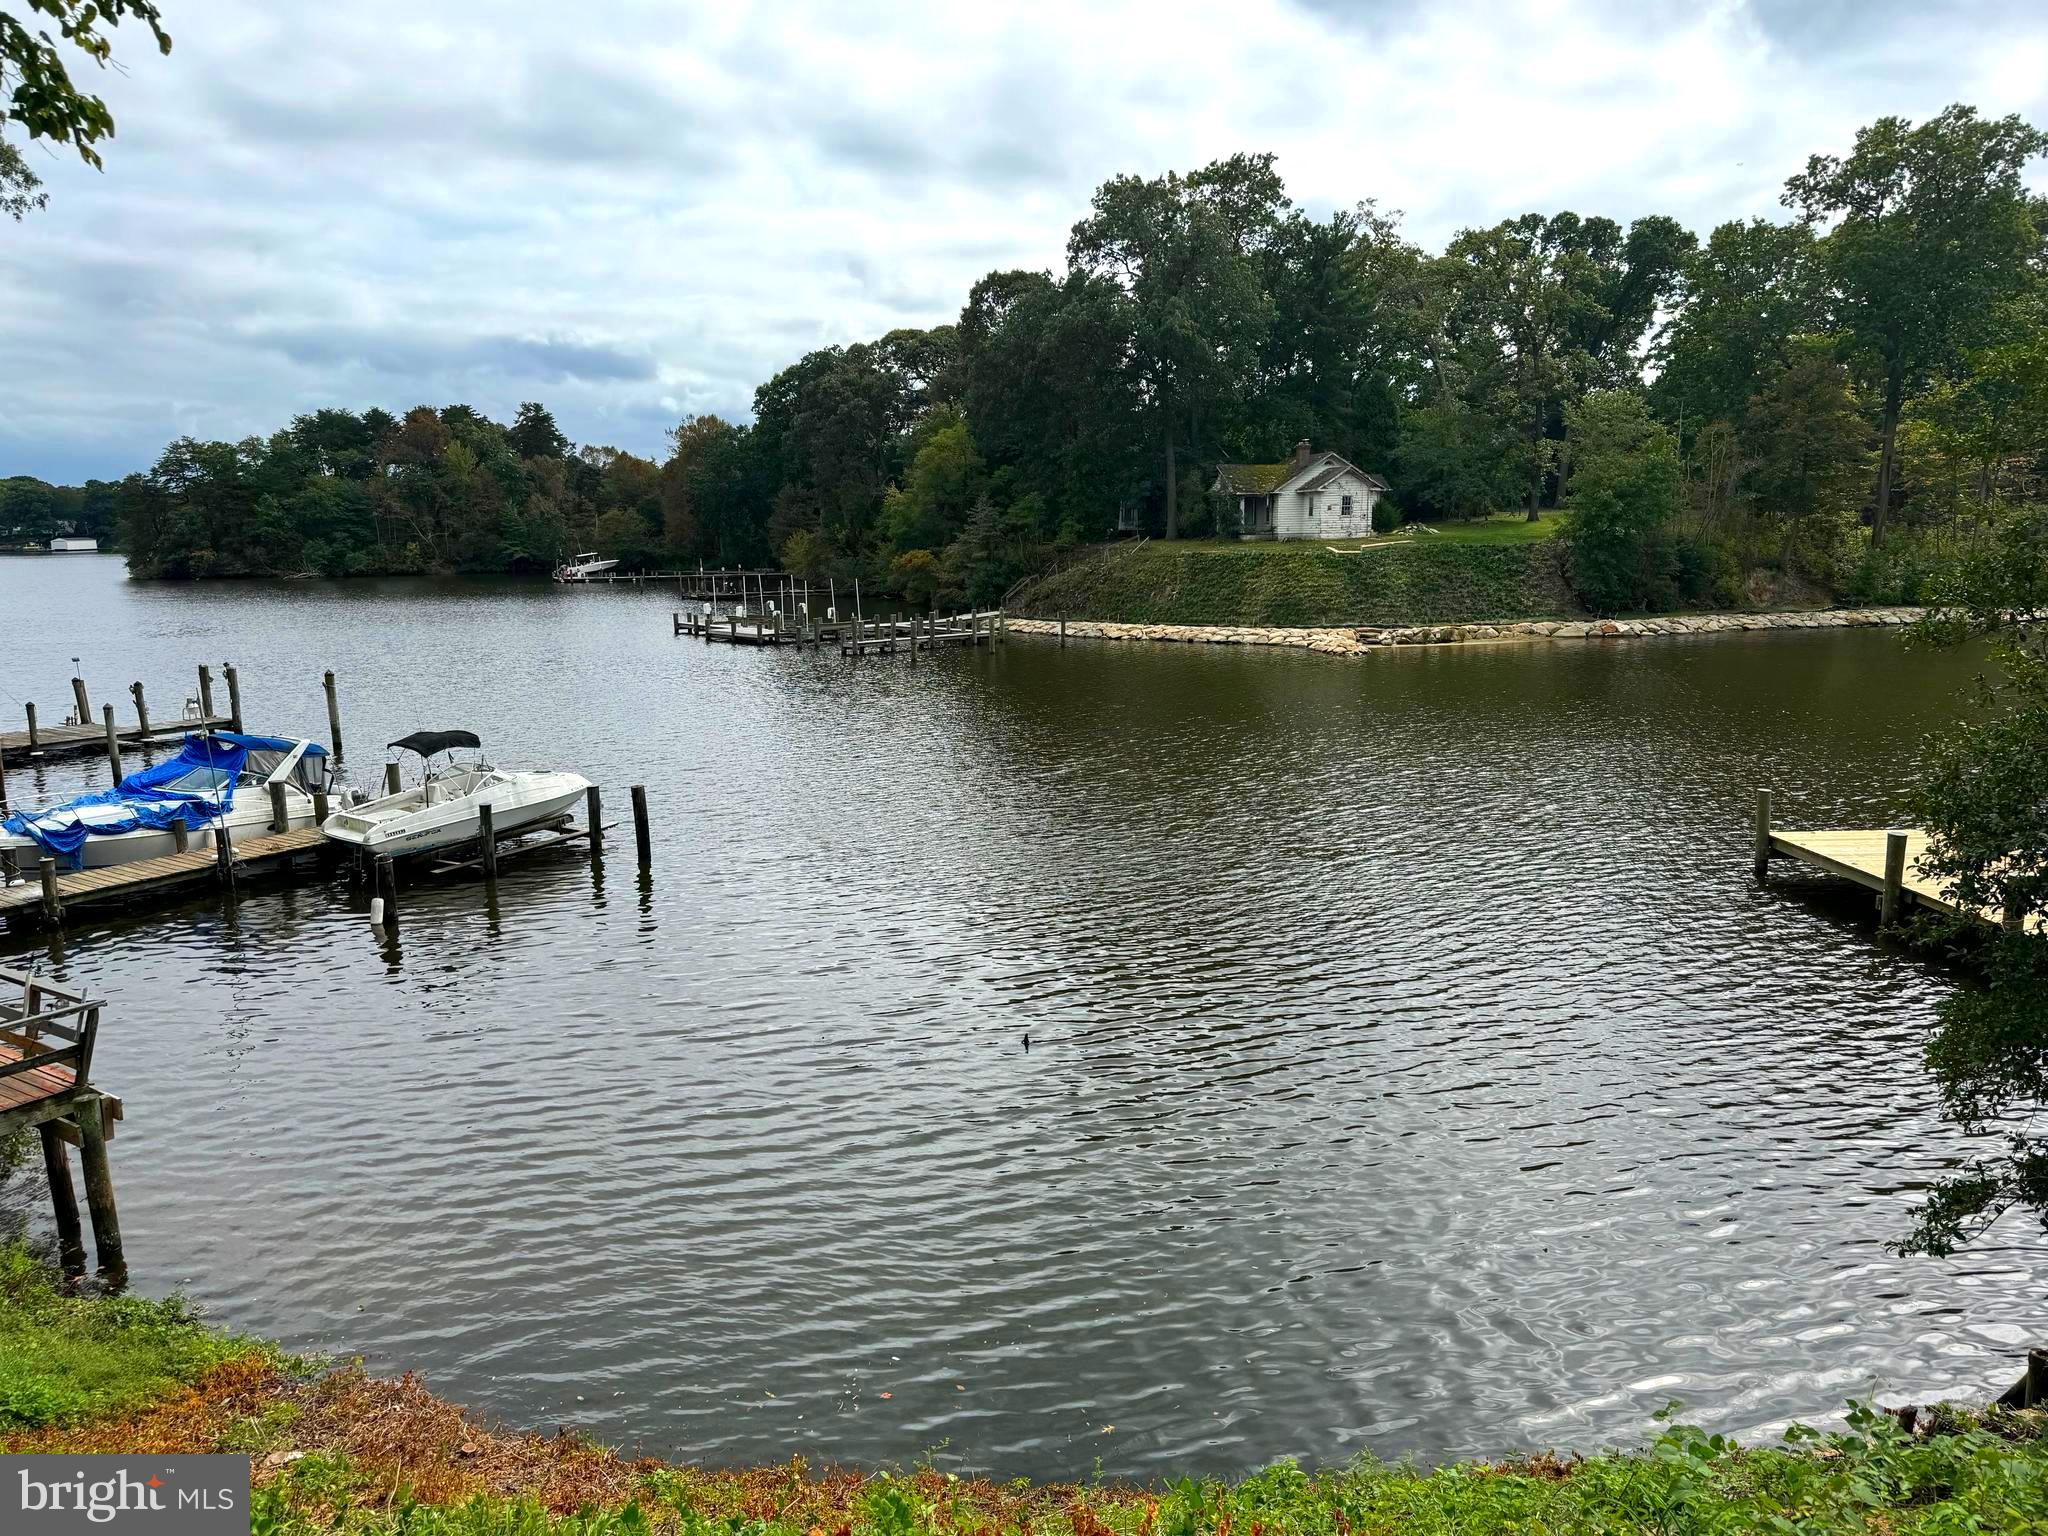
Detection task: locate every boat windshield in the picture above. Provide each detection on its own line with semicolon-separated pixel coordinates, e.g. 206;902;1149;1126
241;748;325;793
152;764;234;796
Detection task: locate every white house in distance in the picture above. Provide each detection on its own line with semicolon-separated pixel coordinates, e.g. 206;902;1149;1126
1211;441;1389;540
48;537;99;552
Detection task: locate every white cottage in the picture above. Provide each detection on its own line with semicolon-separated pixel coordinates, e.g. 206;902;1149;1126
1211;442;1390;541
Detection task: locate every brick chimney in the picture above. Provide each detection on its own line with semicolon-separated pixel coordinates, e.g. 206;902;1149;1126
1292;439;1313;468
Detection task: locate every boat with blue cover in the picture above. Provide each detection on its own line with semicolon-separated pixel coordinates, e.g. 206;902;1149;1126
0;731;344;872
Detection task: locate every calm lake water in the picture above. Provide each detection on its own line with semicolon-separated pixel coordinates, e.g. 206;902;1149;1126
0;554;2037;1478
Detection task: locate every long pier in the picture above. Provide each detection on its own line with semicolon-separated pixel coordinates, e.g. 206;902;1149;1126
1753;791;2041;934
672;607;1008;655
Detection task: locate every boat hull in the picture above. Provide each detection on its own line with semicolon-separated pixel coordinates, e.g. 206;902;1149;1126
321;774;590;859
1;795;320;870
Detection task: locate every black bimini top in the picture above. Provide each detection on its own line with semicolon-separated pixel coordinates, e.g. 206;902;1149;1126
387;730;482;758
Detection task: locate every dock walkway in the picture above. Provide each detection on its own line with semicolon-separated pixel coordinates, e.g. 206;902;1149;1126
1756;794;2041;934
0;826;328;928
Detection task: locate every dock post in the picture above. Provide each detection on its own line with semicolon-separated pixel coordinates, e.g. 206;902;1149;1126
268;781;289;833
24;700;39;750
198;664;215;720
215;824;235;894
376;856;399;923
39;857;60;925
101;704;121;782
171;817;189;853
74;1096;125;1283
1752;790;1772;880
478;801;498;881
223;664;243;733
38;1125;86;1275
630;784;650;869
1881;831;1908;927
1060;614;1067;648
130;681;149;737
71;674;91;728
384;762;401;796
586;784;603;852
312;789;329;825
909;612;918;665
323;670;344;761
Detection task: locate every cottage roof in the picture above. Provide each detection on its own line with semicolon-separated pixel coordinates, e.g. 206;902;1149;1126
1212;461;1296;495
1215;451;1390;497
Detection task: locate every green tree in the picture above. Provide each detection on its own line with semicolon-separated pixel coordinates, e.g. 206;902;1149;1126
1067;152;1284;537
1;1;170;166
0;133;44;218
1394;400;1522;521
1783;105;2048;544
1653;218;1825;437
507;401;569;460
878;409;985;553
1896;506;2048;1256
1738;350;1869;573
1563;390;1682;611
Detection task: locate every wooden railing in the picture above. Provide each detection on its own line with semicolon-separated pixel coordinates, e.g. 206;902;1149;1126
0;966;101;1092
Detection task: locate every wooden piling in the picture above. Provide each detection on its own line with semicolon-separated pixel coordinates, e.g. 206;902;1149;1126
39;1125;85;1274
171;817;189;853
130;680;149;736
1752;790;1772;880
268;781;289;833
198;664;215;719
630;784;650;869
1059;614;1067;647
1880;831;1908;927
24;700;39;749
478;801;498;880
223;664;243;733
39;857;60;924
324;670;344;760
384;761;401;795
313;789;329;824
74;1097;125;1281
586;784;603;851
71;674;90;727
214;819;236;895
376;856;399;923
101;704;121;781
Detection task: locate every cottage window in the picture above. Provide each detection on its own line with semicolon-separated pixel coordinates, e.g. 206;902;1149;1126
1341;495;1353;517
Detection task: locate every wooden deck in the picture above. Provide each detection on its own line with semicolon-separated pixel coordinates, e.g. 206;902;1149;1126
1764;821;2043;934
0;825;329;927
0;712;234;762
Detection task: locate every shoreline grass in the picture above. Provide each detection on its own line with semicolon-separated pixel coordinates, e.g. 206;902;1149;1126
4;1245;2045;1534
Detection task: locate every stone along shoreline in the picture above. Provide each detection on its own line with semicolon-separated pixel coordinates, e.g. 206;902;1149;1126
1007;606;1926;657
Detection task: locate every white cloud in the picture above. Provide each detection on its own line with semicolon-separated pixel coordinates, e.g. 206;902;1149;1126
1;0;2043;481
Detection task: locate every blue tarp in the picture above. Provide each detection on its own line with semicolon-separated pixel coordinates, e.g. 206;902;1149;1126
1;732;326;867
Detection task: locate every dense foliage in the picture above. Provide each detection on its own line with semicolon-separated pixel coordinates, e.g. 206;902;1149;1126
1899;504;2048;1257
1;0;170;169
23;103;2045;612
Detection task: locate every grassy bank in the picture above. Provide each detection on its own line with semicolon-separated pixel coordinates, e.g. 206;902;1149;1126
4;1248;2046;1535
1014;531;1580;627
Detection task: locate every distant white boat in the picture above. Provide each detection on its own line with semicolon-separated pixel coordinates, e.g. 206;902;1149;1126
320;730;591;859
48;537;99;553
554;551;619;582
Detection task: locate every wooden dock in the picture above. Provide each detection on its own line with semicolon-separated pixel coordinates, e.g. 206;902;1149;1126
0;967;125;1280
1754;792;2041;934
0;825;329;930
0;662;242;766
671;607;1008;655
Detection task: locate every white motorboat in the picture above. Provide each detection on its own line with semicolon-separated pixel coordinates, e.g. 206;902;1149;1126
0;732;341;872
553;551;619;582
320;730;592;859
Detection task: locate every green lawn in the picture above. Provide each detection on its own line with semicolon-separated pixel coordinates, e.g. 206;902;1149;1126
1402;510;1566;545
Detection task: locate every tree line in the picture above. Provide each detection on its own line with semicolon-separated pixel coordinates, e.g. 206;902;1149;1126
23;104;2046;611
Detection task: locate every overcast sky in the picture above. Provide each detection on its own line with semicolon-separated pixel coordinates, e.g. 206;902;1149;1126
3;0;2045;483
